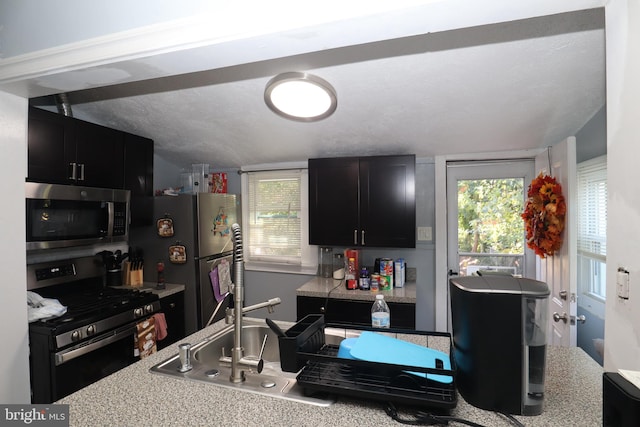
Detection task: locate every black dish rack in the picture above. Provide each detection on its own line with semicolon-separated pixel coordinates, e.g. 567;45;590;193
280;315;458;412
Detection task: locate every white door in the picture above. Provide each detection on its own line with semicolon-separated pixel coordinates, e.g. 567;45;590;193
535;137;578;347
446;160;535;328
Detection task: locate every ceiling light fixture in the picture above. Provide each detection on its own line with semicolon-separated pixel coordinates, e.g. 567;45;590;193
264;72;337;122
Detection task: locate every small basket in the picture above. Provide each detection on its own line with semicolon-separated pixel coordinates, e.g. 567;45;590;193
278;314;325;372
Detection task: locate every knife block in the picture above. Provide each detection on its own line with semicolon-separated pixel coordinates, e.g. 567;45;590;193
122;261;144;287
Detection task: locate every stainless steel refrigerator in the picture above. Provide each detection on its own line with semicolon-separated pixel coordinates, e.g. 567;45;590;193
131;193;240;335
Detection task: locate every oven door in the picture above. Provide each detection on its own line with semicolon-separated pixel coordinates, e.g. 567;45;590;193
50;323;138;402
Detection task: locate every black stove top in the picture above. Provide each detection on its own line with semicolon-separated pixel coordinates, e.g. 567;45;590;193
27;255;161;349
29;279;160;349
34;285;159;329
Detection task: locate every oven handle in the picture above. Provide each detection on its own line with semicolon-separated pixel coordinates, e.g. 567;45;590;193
55;324;137;366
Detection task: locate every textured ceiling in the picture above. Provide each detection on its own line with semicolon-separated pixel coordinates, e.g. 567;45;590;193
30;8;605;170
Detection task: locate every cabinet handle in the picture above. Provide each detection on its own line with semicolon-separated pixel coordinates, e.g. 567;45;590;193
68;162;77;180
361;230;365;246
169;303;176;309
353;229;358;245
78;163;85;181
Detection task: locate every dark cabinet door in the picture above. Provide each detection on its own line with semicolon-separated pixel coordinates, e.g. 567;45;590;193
297;295;415;329
309;157;360;246
158;291;185;350
360;155;416;248
124;133;154;226
27;106;74;184
309;155;416;248
74;120;124;188
27;106;126;188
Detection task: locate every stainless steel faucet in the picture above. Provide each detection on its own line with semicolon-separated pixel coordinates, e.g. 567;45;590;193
220;223;282;383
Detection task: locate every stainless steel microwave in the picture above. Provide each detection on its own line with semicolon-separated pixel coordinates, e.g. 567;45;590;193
26;182;130;252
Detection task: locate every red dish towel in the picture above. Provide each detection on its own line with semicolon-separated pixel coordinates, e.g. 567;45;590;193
153;312;168;341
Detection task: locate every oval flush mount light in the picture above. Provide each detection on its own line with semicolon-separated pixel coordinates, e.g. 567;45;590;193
264;72;337;122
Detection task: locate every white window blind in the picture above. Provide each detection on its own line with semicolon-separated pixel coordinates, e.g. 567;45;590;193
245;169;304;265
577;155;607;262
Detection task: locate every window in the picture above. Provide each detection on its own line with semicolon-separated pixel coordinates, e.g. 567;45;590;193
241;167;316;273
577;155;607;301
447;160;535;279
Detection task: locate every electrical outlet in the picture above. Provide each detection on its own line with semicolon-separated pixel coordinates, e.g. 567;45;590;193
406;267;417;282
417;226;432;241
617;268;630;299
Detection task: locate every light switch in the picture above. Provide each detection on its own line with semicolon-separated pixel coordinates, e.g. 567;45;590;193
417;227;432;241
617;268;630;299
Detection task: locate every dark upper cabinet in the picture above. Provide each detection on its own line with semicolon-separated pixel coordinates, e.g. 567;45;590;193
27;106;124;188
309;154;416;248
28;106;155;226
74;119;124;188
124;133;154;227
27;106;74;184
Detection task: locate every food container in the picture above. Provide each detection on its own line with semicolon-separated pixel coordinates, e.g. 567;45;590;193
319;247;333;278
192;163;210;193
379;258;394;289
394;258;405;287
333;253;345;279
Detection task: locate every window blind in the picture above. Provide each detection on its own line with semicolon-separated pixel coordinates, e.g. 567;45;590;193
577;155;607;262
246;170;303;264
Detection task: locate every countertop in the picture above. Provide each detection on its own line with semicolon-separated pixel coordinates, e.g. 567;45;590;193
58;318;603;427
297;276;416;304
111;282;185;299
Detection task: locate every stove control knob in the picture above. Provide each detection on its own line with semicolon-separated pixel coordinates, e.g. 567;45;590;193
134;307;144;317
86;325;96;336
71;330;81;342
144;304;154;314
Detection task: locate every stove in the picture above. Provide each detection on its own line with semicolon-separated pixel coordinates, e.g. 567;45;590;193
27;256;161;403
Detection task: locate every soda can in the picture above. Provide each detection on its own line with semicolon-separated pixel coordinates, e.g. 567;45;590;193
379;275;391;291
380;258;394;275
379;258;394;289
370;274;380;291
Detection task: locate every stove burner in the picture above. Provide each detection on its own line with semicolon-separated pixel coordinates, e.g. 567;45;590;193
32;285;159;333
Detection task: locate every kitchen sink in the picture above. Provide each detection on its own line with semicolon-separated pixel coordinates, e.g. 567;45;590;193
150;318;359;406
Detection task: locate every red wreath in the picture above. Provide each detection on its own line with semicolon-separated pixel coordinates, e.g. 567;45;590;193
521;173;566;258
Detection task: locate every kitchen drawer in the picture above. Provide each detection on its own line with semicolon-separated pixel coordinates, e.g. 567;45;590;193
297;295;415;329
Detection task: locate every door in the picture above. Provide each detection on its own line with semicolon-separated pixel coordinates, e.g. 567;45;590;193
198;254;233;328
196;193;239;257
536;137;578;347
446;160;535;328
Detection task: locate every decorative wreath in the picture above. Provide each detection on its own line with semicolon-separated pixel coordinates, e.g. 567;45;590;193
521;173;566;258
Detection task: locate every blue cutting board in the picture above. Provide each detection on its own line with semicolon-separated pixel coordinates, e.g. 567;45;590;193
348;331;453;384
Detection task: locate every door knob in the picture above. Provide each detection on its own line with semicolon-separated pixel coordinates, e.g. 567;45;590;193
552;312;568;323
575;314;587;324
559;290;568;300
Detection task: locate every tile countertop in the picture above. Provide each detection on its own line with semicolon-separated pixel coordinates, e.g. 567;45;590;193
58;318;603;427
111;282;185;299
297;276;416;304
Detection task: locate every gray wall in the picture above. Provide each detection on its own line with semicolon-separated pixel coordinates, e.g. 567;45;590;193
576;105;606;163
575;104;606;365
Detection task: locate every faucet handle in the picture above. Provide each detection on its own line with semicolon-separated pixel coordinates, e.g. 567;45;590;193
256;334;268;372
178;343;193;372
